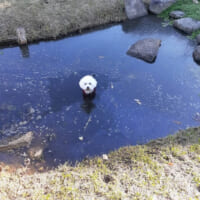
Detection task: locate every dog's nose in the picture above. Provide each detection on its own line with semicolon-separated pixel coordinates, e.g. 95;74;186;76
86;86;90;90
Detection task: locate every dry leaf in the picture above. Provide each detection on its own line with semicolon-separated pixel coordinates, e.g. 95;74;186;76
134;99;142;105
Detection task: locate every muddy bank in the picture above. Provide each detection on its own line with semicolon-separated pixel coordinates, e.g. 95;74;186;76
0;0;126;45
0;127;199;199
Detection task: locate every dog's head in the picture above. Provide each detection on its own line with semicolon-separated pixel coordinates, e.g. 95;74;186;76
79;75;97;95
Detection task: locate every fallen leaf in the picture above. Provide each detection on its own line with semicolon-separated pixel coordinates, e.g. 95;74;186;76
134;99;142;105
168;162;173;166
173;120;181;125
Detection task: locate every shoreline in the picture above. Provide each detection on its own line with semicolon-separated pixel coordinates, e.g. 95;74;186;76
0;126;199;199
0;0;126;46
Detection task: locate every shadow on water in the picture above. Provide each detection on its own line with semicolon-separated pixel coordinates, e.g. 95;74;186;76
19;45;30;58
0;15;200;169
47;71;110;113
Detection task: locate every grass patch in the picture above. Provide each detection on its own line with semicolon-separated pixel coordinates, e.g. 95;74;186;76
159;0;200;21
0;0;126;44
159;0;200;38
0;127;200;199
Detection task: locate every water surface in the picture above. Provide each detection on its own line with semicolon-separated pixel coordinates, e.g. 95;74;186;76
0;16;200;167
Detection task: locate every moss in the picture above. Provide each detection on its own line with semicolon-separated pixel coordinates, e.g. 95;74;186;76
159;0;200;38
159;0;200;21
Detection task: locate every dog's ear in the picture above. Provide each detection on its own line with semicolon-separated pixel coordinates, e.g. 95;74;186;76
79;78;85;89
92;78;97;87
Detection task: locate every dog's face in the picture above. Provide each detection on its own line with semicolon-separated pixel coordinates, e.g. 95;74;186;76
79;75;97;94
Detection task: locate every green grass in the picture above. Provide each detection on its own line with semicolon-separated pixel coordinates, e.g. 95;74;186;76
159;0;200;38
159;0;200;21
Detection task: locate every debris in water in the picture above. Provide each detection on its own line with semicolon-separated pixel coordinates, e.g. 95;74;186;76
29;107;35;114
24;158;31;166
84;116;92;131
19;121;28;126
36;115;42;120
79;136;84;141
193;112;200;121
173;120;181;125
111;82;114;89
134;99;142;105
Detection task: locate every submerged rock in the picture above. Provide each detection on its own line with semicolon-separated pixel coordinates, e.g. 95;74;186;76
149;0;176;14
169;10;185;19
124;0;148;20
127;38;161;63
193;0;199;4
28;145;44;160
196;34;200;44
173;18;200;34
193;46;200;63
0;131;33;151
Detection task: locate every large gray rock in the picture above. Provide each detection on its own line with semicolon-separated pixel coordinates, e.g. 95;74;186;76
127;38;161;63
28;145;44;160
169;10;185;19
124;0;148;20
0;131;33;151
193;46;200;63
149;0;176;14
196;34;200;44
173;18;200;34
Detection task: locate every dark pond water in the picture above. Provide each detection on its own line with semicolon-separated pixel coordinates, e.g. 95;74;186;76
0;15;200;168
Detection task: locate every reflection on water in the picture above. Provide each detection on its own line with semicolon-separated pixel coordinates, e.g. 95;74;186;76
81;94;96;114
19;45;30;58
0;15;200;168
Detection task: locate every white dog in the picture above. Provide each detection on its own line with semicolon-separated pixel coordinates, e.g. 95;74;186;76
79;75;97;95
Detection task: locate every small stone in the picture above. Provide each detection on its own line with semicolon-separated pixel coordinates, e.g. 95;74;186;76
193;0;199;4
19;121;28;126
193;46;200;63
79;136;84;141
24;158;31;166
102;154;108;160
38;166;44;172
29;107;35;114
196;34;200;44
169;10;185;19
36;115;42;120
28;146;44;160
16;27;27;45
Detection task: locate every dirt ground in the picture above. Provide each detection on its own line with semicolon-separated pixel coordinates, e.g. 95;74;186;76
0;127;199;200
0;0;126;45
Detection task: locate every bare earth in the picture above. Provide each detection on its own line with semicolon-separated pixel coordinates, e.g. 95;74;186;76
0;0;126;45
0;128;199;200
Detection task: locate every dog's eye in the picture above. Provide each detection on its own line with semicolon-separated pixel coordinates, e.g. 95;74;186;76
89;82;91;85
84;83;87;85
